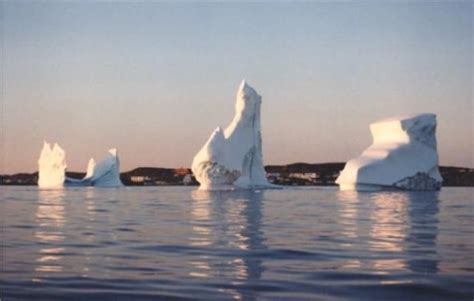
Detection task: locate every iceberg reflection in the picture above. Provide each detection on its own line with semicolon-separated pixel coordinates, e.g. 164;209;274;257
368;192;408;272
405;191;439;274
336;190;439;274
190;189;266;300
369;192;409;254
335;190;362;269
35;189;66;275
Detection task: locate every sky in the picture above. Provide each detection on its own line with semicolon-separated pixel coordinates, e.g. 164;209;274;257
1;1;472;173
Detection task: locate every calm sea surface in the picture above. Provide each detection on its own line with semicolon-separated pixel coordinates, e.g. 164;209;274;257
1;186;473;300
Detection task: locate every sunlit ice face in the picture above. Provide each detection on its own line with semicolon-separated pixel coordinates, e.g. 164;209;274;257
235;82;262;121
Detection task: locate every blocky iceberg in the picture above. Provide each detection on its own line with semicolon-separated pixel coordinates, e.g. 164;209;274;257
38;142;123;188
38;141;67;189
336;113;442;191
192;80;274;190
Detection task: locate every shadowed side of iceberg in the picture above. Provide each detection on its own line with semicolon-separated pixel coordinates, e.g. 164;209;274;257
65;149;123;187
86;149;124;187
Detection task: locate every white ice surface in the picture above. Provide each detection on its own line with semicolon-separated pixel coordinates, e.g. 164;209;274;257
38;141;67;189
38;142;123;188
336;113;442;191
87;149;123;187
192;80;274;190
84;158;96;180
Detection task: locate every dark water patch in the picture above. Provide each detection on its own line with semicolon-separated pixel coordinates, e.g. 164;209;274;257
131;244;214;254
343;281;472;301
309;271;399;281
105;253;148;260
81;231;95;236
92;208;110;213
115;227;136;232
11;224;35;229
251;248;324;260
206;280;288;293
2;283;199;301
106;199;120;204
106;265;164;273
61;243;102;248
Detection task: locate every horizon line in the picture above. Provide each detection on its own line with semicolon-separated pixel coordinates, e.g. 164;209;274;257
3;161;473;176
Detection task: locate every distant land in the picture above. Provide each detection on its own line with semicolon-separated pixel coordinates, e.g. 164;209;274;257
1;163;473;187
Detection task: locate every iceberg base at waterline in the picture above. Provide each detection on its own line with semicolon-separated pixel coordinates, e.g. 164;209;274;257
336;113;442;191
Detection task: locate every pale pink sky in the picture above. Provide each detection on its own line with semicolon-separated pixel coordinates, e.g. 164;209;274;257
1;2;472;173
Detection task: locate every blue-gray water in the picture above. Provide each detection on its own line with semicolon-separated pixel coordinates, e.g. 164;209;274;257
1;186;473;300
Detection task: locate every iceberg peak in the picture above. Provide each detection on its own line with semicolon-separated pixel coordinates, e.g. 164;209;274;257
239;79;247;90
237;79;259;100
109;148;118;157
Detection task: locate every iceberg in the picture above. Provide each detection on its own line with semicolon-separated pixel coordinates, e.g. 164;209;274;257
37;141;67;189
192;80;275;190
38;141;123;188
84;149;123;187
336;113;442;191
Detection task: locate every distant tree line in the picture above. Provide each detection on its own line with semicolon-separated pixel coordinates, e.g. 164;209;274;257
1;164;473;187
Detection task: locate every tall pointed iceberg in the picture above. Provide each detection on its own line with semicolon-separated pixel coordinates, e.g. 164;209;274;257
38;141;67;189
336;113;442;191
192;80;273;190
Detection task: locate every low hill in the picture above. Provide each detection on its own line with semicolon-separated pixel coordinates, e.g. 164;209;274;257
1;164;472;187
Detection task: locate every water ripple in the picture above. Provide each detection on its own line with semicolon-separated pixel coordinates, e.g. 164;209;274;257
1;186;473;300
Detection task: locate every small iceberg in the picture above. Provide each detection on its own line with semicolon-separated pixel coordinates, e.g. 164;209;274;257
38;141;123;188
37;141;67;189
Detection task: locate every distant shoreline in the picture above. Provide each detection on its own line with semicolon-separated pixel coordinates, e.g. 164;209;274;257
2;163;473;187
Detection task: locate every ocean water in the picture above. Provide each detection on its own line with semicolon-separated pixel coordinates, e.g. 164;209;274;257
1;186;473;301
